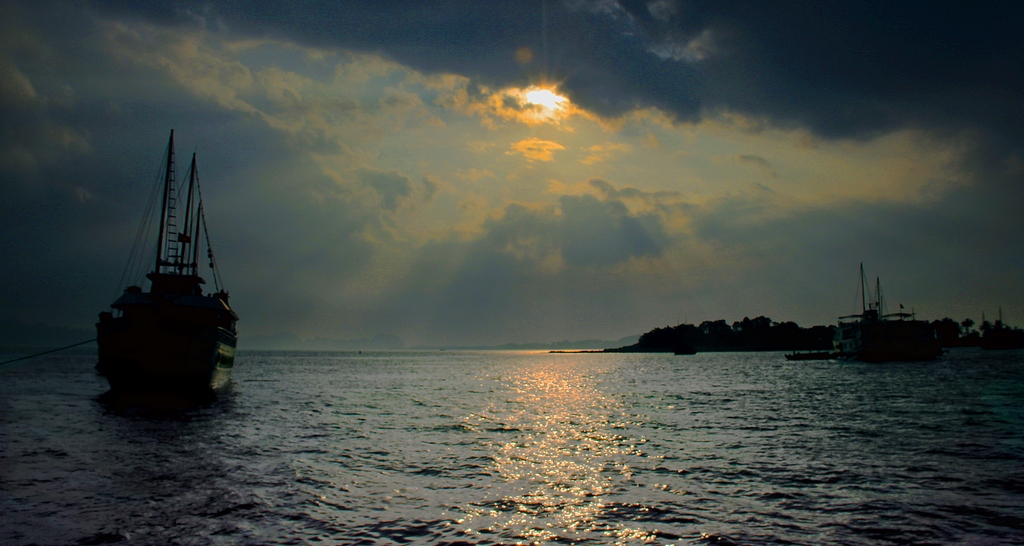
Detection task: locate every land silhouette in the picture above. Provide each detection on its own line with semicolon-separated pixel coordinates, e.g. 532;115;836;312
604;316;833;354
601;315;1021;354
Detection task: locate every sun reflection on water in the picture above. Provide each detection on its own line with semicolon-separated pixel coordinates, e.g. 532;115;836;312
456;357;653;543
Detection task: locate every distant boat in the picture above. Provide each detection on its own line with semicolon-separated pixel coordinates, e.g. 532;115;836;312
784;350;836;361
980;309;1024;350
673;344;697;355
833;264;942;362
96;130;238;395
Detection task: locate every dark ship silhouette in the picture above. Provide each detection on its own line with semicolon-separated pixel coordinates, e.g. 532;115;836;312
834;264;942;362
96;131;238;395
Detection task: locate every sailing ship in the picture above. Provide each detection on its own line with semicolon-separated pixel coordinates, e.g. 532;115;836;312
834;264;942;362
96;130;238;395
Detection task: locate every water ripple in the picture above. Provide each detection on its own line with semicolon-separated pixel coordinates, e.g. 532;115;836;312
1;350;1023;544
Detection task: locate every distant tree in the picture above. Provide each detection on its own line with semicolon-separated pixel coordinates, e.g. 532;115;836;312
931;318;961;347
960;318;975;336
700;320;731;341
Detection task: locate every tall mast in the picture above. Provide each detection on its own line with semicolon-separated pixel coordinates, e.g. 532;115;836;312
155;130;174;274
191;203;202;276
180;152;198;275
190;157;203;275
876;277;882;314
860;263;866;313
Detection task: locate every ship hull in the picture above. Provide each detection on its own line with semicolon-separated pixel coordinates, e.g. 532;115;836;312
97;315;236;395
834;319;943;362
858;320;942;362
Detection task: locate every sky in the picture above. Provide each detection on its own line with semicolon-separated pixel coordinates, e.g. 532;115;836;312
2;0;1024;347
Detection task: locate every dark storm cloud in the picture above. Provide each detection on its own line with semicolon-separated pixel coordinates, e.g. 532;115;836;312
85;0;703;120
87;0;1024;144
618;1;1024;142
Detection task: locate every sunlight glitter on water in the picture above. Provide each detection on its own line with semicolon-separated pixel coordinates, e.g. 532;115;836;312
457;358;653;542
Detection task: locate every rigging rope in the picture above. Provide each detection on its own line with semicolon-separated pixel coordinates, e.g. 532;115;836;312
193;171;225;292
113;144;169;303
200;206;223;292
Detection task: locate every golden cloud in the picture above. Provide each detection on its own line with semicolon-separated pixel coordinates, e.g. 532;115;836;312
508;138;566;162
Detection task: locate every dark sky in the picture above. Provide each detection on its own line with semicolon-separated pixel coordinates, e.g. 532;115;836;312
3;0;1023;345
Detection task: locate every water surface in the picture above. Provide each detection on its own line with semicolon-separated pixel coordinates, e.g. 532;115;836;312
2;349;1022;544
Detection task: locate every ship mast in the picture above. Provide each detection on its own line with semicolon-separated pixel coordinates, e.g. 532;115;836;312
190;165;203;275
876;277;883;315
860;263;866;313
155;130;174;274
179;153;198;275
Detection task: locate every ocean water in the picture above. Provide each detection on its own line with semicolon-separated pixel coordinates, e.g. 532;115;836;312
1;349;1023;545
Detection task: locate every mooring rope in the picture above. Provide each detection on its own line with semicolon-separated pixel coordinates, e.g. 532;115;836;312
0;338;97;366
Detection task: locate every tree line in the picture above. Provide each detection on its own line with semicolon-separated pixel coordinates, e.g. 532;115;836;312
607;315;1022;353
606;316;834;353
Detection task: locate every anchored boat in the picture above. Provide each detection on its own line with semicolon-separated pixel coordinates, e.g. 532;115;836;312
834;264;941;362
96;131;238;395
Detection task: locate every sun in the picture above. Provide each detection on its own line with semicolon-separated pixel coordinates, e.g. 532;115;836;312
524;88;568;111
494;85;572;125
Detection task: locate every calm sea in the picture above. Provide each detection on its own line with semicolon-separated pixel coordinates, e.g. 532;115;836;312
1;349;1022;545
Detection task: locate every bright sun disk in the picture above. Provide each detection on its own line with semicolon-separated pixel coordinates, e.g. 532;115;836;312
524;88;567;110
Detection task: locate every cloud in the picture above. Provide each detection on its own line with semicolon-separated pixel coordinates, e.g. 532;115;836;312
103;21;257;114
377;187;677;343
455;168;496;181
82;1;1024;151
580;142;631;164
508;138;566;162
0;14;93;177
557;193;668;266
434;83;578;128
608;2;1024;141
0;56;38;104
649;28;716;63
420;174;439;201
471;185;672;269
587;178;685;209
466;140;496;153
358;168;413;211
737;154;776;177
737;154;770;168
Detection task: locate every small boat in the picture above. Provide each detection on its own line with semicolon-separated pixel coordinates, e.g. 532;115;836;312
784;351;836;361
96;131;238;396
673;344;697;355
